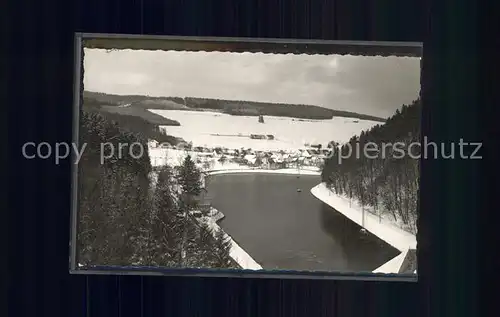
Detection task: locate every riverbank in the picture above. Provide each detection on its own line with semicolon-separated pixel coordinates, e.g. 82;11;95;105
191;207;262;270
310;183;417;274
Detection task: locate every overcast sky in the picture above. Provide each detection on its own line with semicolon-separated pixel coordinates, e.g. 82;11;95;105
83;48;420;118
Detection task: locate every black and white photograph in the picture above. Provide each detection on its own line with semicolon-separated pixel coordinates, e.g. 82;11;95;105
73;38;420;277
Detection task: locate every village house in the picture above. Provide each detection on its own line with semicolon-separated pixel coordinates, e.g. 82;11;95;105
147;139;159;148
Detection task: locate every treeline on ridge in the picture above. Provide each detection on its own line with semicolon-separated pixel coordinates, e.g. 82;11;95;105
185;97;386;121
321;98;421;233
99;105;181;126
83;91;386;122
83;97;183;145
77;110;236;269
83;94;181;126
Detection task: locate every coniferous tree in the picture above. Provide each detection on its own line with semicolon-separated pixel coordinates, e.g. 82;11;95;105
195;223;216;267
212;229;233;268
146;165;182;267
174;155;203;266
78;110;151;266
176;155;203;208
78;110;239;270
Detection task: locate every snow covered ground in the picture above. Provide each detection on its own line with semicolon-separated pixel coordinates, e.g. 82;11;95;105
310;183;417;274
372;248;409;273
311;183;417;252
149;147;247;169
149;147;321;175
150;109;380;151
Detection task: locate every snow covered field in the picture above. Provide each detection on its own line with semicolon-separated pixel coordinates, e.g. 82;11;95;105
150;109;380;151
311;183;417;274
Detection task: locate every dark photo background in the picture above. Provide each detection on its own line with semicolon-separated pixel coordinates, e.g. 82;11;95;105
4;1;482;317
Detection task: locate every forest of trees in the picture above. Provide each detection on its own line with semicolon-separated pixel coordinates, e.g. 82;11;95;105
321;98;421;234
186;97;386;121
77;110;236;269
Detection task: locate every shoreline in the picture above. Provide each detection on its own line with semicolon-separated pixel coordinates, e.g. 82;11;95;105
206;167;321;176
310;183;417;252
192;207;263;270
310;182;417;274
372;248;410;274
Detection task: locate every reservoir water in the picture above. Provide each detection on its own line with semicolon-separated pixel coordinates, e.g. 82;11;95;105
206;173;399;272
